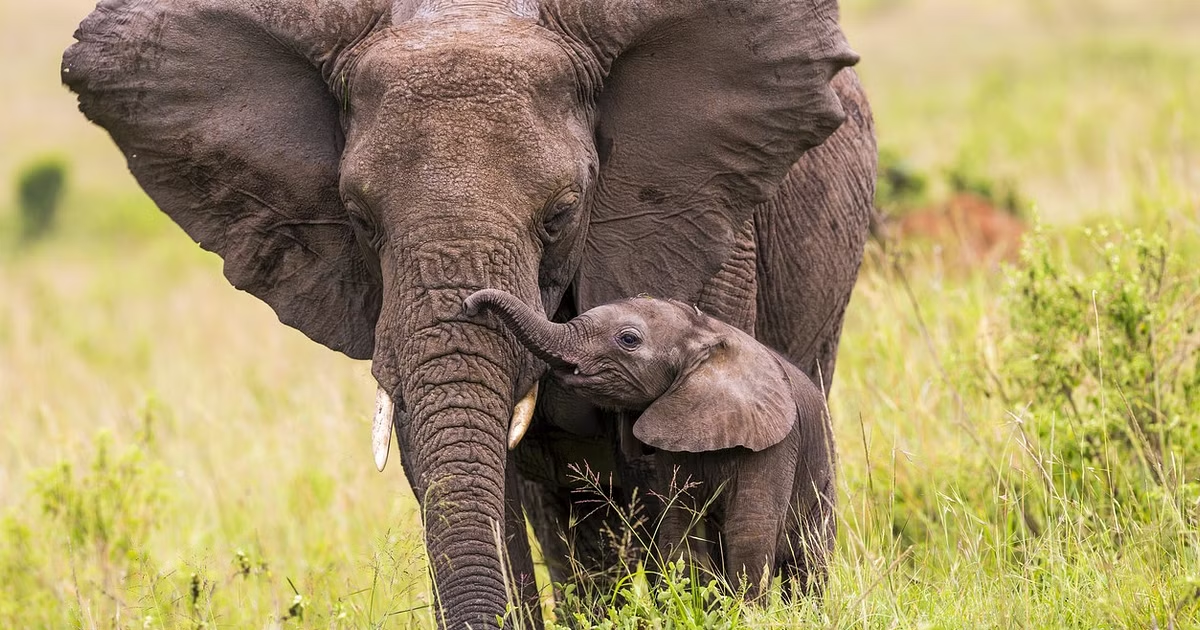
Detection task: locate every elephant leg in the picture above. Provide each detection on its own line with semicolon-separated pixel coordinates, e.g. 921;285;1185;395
504;453;543;629
721;453;792;600
515;420;655;593
720;515;779;600
754;69;875;389
778;473;837;599
519;478;633;591
651;455;711;575
654;489;698;568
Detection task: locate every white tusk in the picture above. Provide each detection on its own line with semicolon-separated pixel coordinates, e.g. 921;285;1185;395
373;387;395;472
507;382;539;451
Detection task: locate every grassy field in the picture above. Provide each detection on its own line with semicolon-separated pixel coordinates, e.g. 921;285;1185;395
2;0;1199;627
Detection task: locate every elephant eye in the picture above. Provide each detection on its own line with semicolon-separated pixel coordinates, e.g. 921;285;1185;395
540;189;581;242
348;212;373;236
615;329;642;351
344;197;381;249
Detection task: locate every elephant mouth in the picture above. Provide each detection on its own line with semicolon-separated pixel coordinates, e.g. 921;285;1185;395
550;363;591;387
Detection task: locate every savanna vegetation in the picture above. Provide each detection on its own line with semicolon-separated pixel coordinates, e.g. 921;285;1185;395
2;0;1197;627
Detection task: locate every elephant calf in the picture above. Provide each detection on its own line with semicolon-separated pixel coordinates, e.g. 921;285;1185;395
464;289;837;597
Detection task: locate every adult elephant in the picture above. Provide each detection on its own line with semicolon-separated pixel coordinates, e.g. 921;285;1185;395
62;0;874;627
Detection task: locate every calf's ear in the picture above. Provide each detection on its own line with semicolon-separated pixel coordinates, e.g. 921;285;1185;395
633;333;819;453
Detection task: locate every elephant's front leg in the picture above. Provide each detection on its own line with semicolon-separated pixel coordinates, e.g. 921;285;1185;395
504;451;543;629
514;426;639;593
653;454;713;575
720;513;780;600
721;452;794;600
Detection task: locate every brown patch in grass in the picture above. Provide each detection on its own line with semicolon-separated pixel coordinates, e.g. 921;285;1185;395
878;193;1027;268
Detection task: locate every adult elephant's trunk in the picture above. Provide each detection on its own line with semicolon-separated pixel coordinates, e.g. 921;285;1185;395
400;328;516;627
465;289;584;368
372;240;546;629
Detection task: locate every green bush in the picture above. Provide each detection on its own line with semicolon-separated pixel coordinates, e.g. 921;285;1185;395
31;430;167;567
946;159;1025;216
875;147;929;212
15;156;68;241
996;225;1200;522
0;429;169;627
875;148;1026;217
551;562;747;630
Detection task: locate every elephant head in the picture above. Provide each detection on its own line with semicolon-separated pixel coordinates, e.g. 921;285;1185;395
63;0;856;626
465;289;826;454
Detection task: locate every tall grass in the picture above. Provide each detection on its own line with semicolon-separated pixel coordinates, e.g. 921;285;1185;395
2;0;1199;627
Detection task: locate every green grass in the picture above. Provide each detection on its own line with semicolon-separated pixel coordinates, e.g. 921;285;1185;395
3;0;1199;627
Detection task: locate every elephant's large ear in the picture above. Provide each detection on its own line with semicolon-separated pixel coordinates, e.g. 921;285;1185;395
550;0;858;312
63;0;389;359
632;330;824;453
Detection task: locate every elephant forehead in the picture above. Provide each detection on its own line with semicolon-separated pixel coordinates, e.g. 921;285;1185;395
357;24;576;106
601;299;689;330
633;298;695;318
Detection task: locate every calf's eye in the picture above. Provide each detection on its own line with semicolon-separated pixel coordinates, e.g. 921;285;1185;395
616;330;642;351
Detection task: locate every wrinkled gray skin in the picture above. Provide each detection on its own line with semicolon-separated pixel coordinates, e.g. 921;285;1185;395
62;0;874;627
465;290;837;596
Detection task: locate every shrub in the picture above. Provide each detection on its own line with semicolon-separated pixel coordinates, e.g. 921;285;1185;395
15;156;68;241
996;225;1200;523
875;147;929;212
946;160;1025;216
31;429;167;573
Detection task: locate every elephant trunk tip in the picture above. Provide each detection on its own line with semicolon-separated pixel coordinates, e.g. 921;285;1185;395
462;288;506;318
462;288;579;370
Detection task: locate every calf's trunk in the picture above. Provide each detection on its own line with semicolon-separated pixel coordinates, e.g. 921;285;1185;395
465;289;583;367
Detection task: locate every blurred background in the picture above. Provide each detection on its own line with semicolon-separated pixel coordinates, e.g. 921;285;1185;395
2;0;1198;627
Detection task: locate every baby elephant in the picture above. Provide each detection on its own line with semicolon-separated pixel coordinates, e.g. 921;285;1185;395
464;289;836;597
